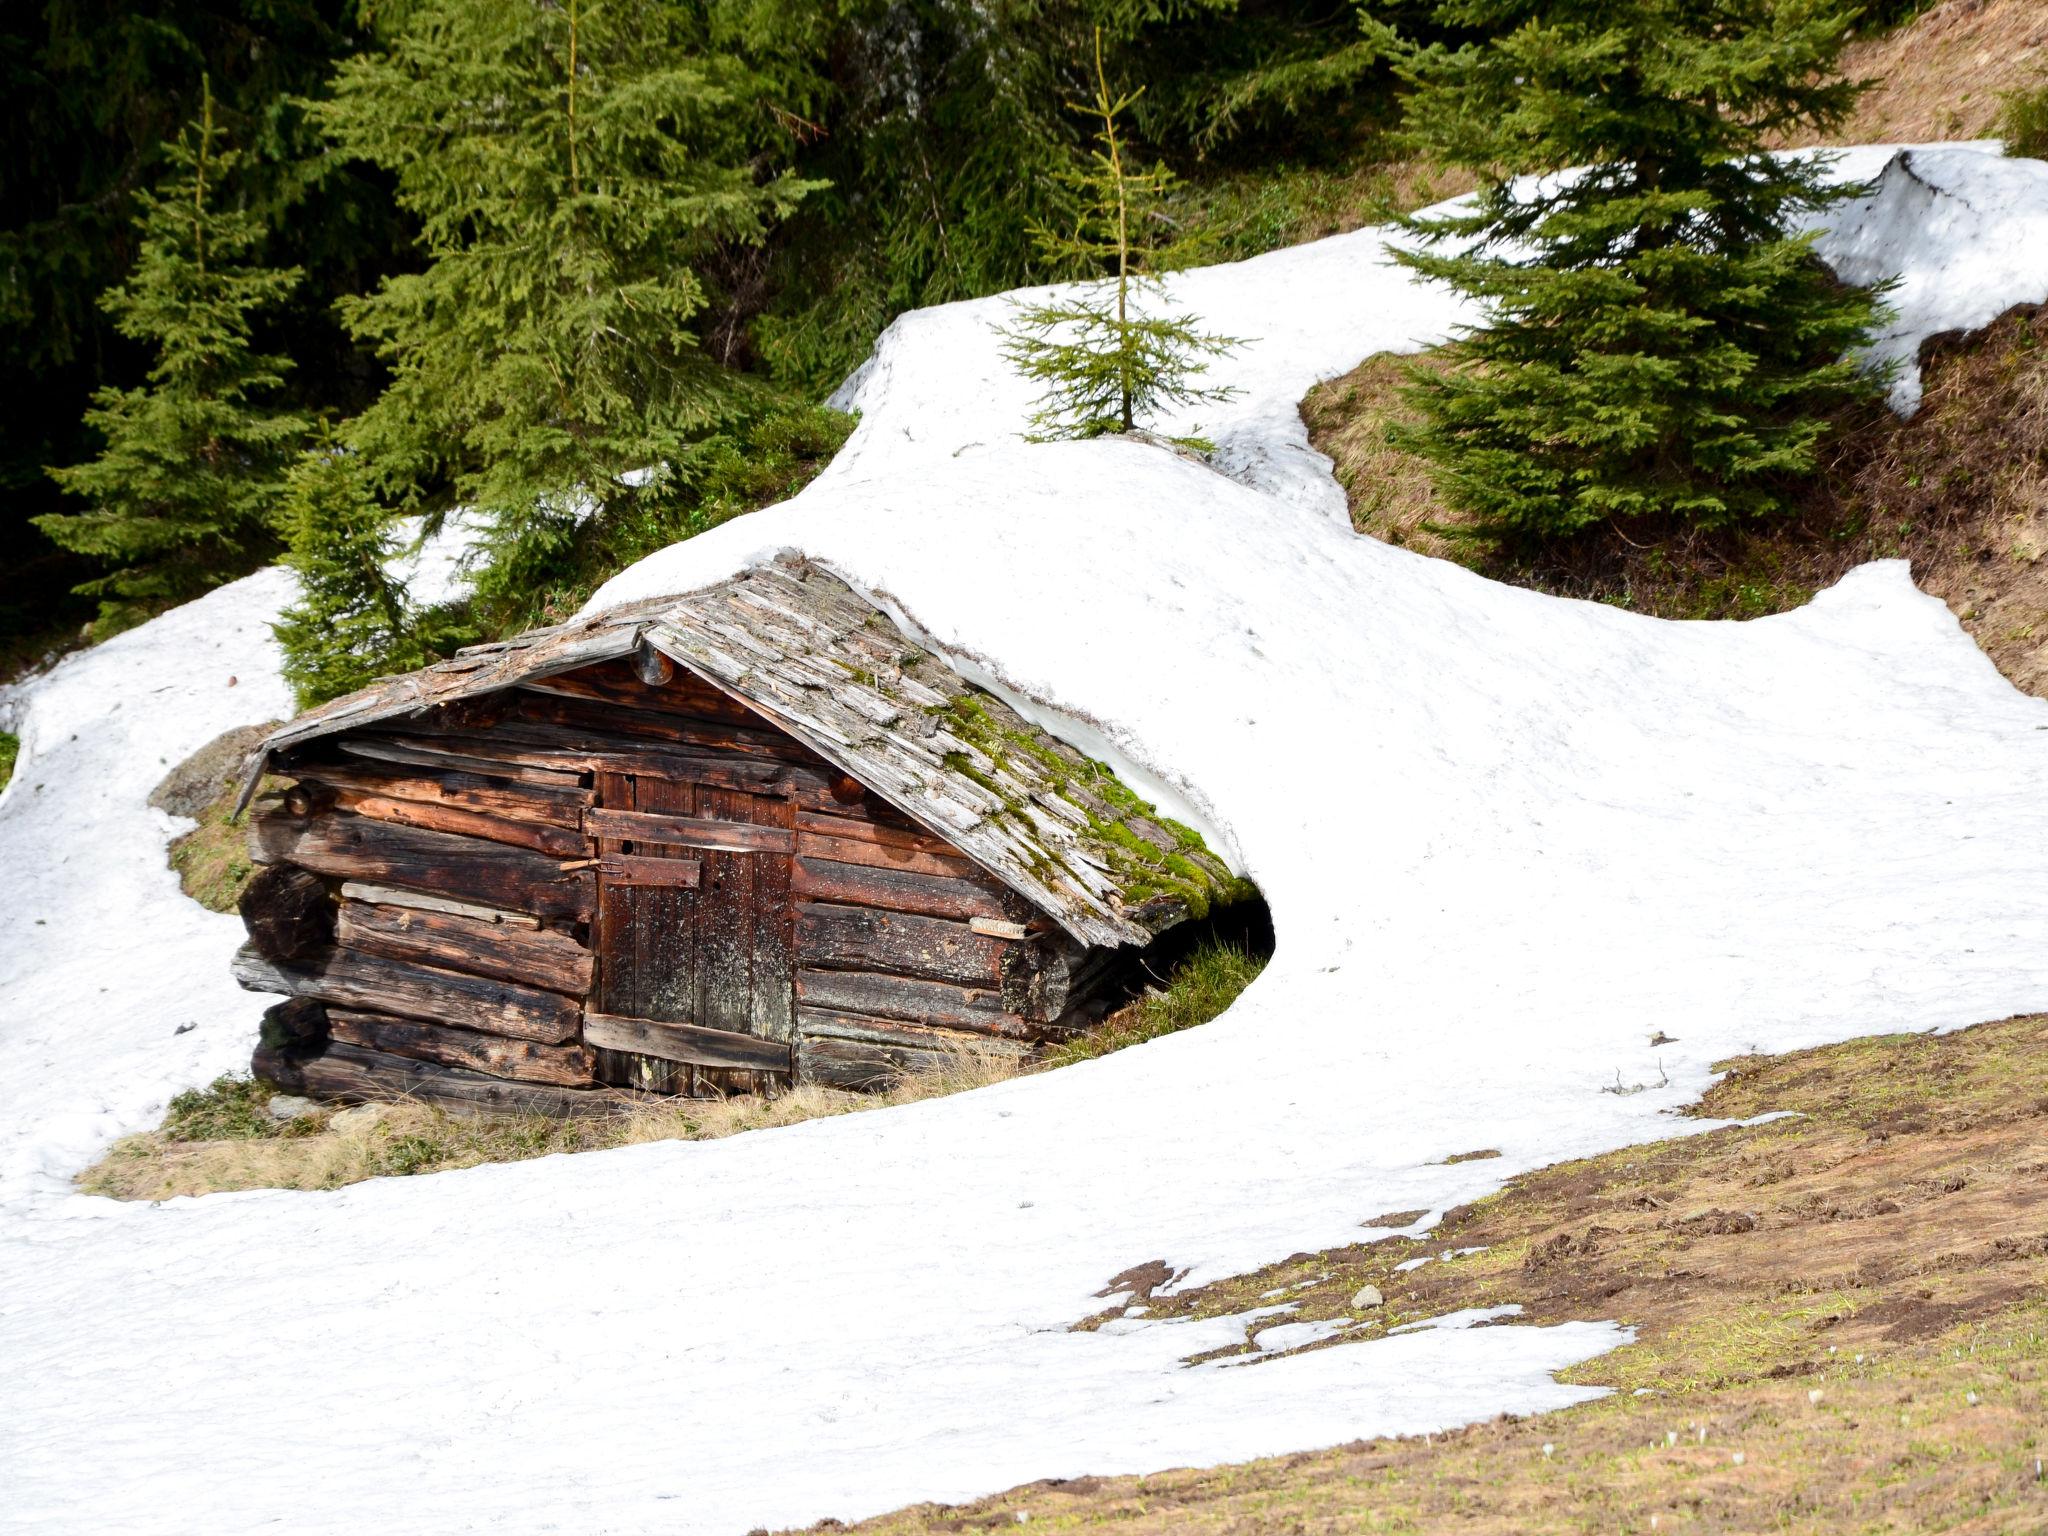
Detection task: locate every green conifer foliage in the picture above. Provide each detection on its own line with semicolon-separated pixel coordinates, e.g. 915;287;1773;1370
39;79;305;632
999;31;1240;442
271;435;471;708
319;0;823;604
1383;0;1889;540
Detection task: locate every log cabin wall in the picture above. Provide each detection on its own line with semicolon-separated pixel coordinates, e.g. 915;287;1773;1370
237;654;1108;1112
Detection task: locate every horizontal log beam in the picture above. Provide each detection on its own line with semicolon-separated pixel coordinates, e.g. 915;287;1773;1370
582;1012;792;1073
790;856;1027;925
230;941;580;1044
519;662;762;726
506;690;823;764
795;830;973;879
250;810;593;921
292;760;591;830
794;809;960;855
586;808;795;854
238;863;335;963
335;736;586;788
298;1040;624;1118
327;1010;598;1088
794;967;1031;1037
337;901;594;996
338;882;540;929
795;1005;1030;1057
328;787;587;858
795;902;1009;986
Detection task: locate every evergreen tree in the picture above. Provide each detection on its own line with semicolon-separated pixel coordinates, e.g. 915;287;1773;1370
271;433;469;708
998;30;1240;442
318;0;823;612
1380;0;1889;540
39;78;305;631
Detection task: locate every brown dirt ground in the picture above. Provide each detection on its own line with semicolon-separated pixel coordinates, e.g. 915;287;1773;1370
1815;0;2048;147
1302;306;2048;698
793;1016;2048;1535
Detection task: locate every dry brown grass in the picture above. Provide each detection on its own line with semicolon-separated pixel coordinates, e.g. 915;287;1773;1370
1303;308;2048;695
797;1014;2048;1535
81;1047;1025;1201
1809;0;2048;148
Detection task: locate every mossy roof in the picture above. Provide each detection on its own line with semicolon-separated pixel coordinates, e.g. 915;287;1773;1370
241;558;1243;948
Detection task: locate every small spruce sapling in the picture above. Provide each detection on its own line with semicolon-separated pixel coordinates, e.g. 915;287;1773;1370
998;31;1241;445
1379;0;1890;542
40;78;305;633
271;433;470;708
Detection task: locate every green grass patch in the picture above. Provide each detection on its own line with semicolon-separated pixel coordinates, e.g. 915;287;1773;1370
167;775;267;913
0;731;16;794
1044;939;1266;1068
1999;82;2048;160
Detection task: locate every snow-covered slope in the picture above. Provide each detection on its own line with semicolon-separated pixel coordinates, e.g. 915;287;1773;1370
4;146;2048;1535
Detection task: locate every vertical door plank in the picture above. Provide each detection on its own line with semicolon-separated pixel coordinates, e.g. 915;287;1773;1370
695;787;754;1037
748;794;797;1043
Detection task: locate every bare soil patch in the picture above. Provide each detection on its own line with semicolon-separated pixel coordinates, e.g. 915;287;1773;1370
1304;308;2048;696
797;1014;2048;1534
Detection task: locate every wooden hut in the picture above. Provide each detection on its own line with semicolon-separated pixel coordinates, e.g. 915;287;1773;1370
231;557;1246;1114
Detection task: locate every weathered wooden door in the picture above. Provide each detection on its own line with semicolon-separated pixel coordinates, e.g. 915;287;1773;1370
586;771;797;1091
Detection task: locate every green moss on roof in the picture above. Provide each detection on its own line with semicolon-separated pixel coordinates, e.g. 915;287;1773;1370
936;689;1243;923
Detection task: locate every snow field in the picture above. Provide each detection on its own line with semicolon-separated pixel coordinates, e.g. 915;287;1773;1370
2;144;2046;1534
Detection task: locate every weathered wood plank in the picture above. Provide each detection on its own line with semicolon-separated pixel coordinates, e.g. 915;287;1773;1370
791;856;1027;924
328;788;587;858
695;787;756;1039
793;1036;984;1092
582;1012;791;1072
598;853;702;888
290;760;591;829
794;967;1031;1037
336;736;586;787
795;902;1008;987
230;941;580;1043
338;882;540;929
250;811;593;921
586;808;795;854
506;689;824;764
794;809;962;855
795;1005;1030;1056
338;901;594;995
521;660;768;727
238;863;335;963
795;830;974;878
326;1009;598;1087
298;1040;623;1118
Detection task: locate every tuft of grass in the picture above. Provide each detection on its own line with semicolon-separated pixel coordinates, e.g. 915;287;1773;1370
0;730;16;794
1043;939;1265;1068
1999;82;2048;160
80;1050;1027;1201
166;775;273;913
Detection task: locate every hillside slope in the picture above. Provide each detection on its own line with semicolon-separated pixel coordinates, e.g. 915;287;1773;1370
2;147;2047;1536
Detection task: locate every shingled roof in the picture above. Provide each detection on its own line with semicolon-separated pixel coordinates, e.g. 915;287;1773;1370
240;559;1243;948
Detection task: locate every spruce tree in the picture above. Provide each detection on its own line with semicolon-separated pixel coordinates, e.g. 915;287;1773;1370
998;31;1239;444
271;433;469;708
40;78;304;632
319;0;822;612
1381;0;1888;540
